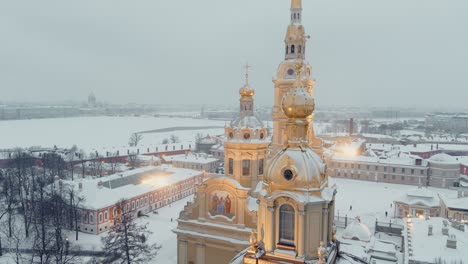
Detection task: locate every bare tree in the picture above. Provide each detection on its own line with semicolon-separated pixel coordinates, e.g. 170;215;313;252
67;145;78;181
161;138;169;144
129;133;143;147
12;150;35;238
101;199;161;264
2;169;18;238
169;134;180;144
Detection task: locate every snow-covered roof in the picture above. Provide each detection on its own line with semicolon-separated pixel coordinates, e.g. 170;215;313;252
439;195;468;211
407;217;468;263
342;218;372;242
394;187;439;207
162;153;218;164
229;114;264;129
62;166;203;210
332;153;427;167
428;153;459;164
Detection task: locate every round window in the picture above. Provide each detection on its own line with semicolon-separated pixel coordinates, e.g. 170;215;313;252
244;133;250;140
287;68;294;75
229;132;234;138
283;169;294;181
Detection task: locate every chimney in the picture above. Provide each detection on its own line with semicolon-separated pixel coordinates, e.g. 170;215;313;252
428;225;433;236
79;182;83;192
349;118;354;136
98;180;103;189
447;234;457;249
458;190;463;198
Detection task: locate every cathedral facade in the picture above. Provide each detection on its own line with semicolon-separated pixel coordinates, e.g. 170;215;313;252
174;1;337;263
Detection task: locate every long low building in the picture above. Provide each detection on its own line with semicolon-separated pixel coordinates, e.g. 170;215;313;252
58;166;204;235
327;153;461;188
162;153;220;173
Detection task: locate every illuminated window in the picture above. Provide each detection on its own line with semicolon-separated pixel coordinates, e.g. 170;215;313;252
279;204;295;246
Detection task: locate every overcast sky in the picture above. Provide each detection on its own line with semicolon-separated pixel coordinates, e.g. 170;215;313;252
0;0;467;109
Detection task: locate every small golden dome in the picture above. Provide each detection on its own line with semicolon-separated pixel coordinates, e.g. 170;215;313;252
281;64;314;119
239;84;255;97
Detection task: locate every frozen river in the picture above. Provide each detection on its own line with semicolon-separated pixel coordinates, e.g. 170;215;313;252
0;116;226;151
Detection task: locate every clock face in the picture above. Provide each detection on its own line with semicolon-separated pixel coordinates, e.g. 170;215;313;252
287;68;294;76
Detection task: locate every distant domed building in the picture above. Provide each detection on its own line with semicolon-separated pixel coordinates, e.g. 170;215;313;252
88;92;97;108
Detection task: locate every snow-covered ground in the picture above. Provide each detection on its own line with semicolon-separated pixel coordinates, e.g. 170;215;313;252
329;178;457;232
0;116;225;151
0;115;333;153
0;178;460;263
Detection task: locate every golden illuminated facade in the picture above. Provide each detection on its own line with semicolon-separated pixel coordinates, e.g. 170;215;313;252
174;67;269;264
239;63;337;264
224;65;270;189
175;1;337;263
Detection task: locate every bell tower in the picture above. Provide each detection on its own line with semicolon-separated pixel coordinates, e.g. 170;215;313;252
241;63;337;263
271;0;322;155
224;64;270;189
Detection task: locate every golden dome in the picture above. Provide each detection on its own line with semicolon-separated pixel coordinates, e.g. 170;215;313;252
239;84;255;97
281;64;315;119
264;147;326;191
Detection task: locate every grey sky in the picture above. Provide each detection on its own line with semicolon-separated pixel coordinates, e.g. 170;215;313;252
0;0;467;109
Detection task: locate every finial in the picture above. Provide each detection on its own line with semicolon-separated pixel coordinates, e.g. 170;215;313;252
244;63;250;85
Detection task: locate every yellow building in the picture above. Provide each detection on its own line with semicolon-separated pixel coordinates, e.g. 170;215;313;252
175;1;337;263
173;68;269;264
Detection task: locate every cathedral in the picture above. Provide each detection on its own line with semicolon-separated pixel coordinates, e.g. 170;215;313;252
174;0;337;263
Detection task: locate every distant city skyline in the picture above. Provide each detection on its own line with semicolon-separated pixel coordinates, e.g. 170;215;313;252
1;0;467;109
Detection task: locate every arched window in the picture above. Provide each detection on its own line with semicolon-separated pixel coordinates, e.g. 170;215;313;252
242;160;250;176
228;158;234;175
293;13;296;19
286;45;288;55
298;13;300;20
279;204;295;246
291;45;295;54
298;45;302;54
